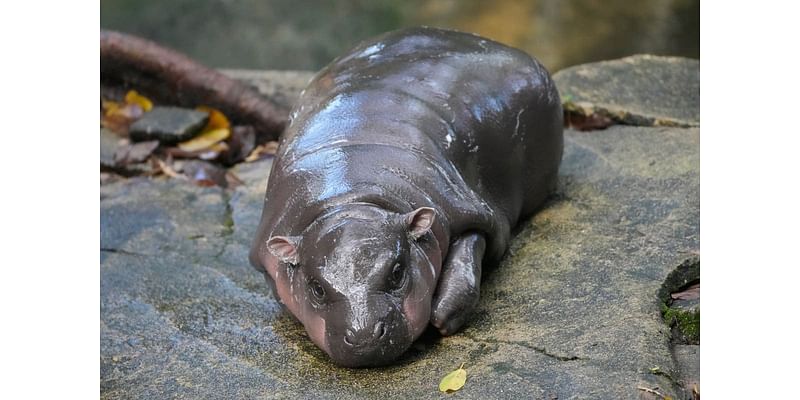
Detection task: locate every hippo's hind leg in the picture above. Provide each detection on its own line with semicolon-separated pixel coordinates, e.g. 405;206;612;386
431;232;486;335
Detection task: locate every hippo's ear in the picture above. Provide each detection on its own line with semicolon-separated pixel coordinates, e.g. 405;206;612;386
404;207;436;240
266;236;300;265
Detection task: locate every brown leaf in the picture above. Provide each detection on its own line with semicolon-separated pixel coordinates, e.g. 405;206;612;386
564;111;614;131
100;90;153;135
671;283;700;301
102;102;144;135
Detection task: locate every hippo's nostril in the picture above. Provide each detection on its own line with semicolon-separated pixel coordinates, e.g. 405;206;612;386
374;321;386;339
344;328;356;346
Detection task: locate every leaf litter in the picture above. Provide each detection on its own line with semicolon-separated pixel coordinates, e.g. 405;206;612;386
100;89;270;188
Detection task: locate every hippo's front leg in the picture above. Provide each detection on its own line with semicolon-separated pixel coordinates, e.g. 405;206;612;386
430;232;486;335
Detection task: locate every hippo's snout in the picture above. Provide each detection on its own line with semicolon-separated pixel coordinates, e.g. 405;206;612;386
343;321;387;347
324;299;412;367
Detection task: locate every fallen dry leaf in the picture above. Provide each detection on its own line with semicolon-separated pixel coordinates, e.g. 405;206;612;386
564;111;613;131
244;145;265;162
100;90;153;135
101;102;144;135
102;100;120;114
244;141;279;162
670;283;699;301
153;158;184;179
177;128;231;152
439;363;467;393
196;106;230;130
125;90;153;112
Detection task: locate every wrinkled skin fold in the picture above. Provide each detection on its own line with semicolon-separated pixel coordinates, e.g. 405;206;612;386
250;27;563;367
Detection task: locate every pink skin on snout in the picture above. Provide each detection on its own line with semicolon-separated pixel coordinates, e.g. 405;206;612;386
264;254;330;354
403;241;442;339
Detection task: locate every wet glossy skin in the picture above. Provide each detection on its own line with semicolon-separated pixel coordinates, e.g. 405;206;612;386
250;27;563;367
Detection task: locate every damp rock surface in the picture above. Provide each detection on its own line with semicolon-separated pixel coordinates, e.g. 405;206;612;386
100;128;122;169
101;59;699;399
554;54;700;127
222;69;315;112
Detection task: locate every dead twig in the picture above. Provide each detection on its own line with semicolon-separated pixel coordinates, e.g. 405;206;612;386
153;158;185;179
636;386;670;399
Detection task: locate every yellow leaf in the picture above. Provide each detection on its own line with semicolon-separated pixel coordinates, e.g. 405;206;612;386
198;142;230;161
439;363;467;393
177;128;230;152
196;106;230;130
102;100;120;114
124;90;153;112
207;142;229;153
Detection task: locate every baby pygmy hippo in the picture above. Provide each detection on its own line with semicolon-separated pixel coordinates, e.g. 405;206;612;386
250;27;563;367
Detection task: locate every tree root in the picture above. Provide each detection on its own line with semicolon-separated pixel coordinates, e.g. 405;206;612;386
100;30;287;141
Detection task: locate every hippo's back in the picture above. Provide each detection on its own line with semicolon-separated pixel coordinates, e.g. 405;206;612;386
259;27;562;265
287;27;561;222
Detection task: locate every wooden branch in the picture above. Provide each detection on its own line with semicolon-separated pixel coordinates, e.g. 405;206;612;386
100;30;287;141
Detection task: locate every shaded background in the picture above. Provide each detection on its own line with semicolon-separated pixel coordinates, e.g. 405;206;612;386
101;0;699;72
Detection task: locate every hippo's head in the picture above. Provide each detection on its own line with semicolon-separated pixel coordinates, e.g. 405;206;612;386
263;204;439;367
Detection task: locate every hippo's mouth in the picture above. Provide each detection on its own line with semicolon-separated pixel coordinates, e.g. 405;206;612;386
324;320;412;368
327;340;411;368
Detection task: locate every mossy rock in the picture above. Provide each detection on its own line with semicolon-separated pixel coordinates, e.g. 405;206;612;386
663;304;700;345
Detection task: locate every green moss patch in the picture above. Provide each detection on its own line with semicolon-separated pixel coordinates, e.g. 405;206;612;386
662;304;699;345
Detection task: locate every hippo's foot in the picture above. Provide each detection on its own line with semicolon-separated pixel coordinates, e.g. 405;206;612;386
431;232;486;335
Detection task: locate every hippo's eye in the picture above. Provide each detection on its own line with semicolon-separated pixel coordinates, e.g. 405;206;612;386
308;279;326;301
389;262;406;288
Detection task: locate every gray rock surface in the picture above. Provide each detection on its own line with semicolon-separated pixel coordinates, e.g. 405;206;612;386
129;106;210;143
554;55;700;127
100;128;122;169
100;128;155;175
222;69;315;112
101;59;699;399
673;344;700;392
